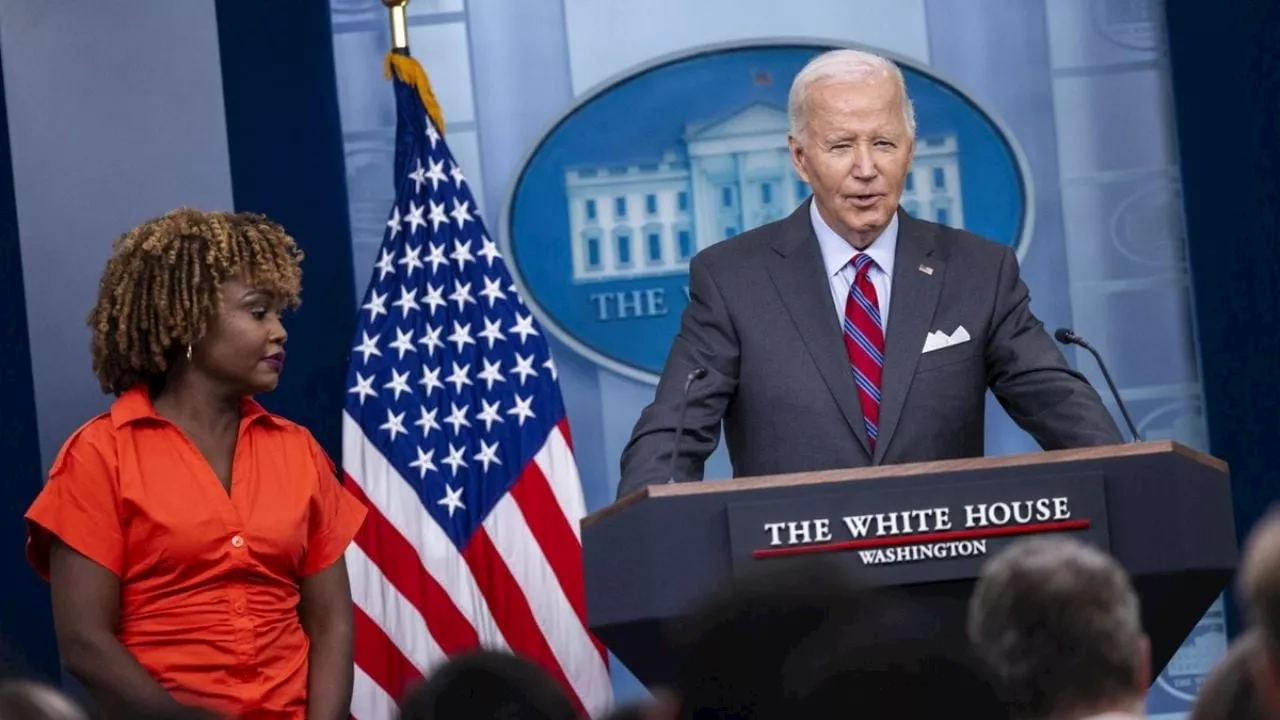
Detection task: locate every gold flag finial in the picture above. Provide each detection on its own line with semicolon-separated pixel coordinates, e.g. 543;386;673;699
382;0;409;51
380;0;445;135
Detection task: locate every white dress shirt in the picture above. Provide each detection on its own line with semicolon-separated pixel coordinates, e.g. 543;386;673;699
810;200;899;327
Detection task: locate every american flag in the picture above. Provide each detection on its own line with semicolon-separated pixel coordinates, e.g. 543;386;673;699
342;53;613;718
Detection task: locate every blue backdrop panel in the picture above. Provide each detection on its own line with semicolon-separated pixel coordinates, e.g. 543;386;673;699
215;1;358;464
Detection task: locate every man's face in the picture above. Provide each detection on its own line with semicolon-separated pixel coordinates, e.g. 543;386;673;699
789;75;914;249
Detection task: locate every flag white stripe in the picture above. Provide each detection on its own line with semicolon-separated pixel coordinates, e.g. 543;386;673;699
346;541;445;675
482;491;613;716
344;411;509;650
352;663;399;720
535;426;588;541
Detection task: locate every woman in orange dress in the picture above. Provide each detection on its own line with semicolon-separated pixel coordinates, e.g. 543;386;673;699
25;208;367;720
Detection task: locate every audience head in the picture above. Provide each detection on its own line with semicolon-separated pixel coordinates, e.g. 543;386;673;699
399;649;578;720
778;614;1008;718
0;681;87;720
668;558;1003;719
1239;506;1280;718
599;701;668;720
1190;628;1267;720
669;559;877;718
967;536;1149;719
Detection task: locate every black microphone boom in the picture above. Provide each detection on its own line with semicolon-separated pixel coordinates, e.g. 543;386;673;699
1053;328;1142;442
666;367;708;484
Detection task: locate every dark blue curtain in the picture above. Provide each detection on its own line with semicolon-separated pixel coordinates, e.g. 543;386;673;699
0;32;59;682
214;2;358;466
1165;0;1280;636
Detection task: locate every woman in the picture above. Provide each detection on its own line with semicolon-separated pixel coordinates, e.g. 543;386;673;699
24;208;367;720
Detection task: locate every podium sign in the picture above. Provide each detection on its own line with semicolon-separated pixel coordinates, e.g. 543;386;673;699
726;472;1109;584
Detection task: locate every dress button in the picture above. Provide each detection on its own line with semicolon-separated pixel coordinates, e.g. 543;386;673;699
231;535;244;548
234;601;246;614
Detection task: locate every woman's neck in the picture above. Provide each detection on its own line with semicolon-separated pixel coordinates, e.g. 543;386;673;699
152;372;243;437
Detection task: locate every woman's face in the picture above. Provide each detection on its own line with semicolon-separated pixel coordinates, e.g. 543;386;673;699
191;277;288;395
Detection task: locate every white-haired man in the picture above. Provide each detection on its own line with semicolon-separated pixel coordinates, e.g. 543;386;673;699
618;48;1121;496
968;536;1151;719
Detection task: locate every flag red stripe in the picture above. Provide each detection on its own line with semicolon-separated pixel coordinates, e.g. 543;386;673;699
556;417;574;452
344;473;480;654
354;604;423;705
461;527;587;717
508;462;608;663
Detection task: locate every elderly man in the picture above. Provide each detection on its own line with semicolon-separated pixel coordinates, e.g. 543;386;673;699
967;536;1150;720
617;48;1122;498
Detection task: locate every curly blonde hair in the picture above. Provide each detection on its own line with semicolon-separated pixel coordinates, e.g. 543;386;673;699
87;208;304;394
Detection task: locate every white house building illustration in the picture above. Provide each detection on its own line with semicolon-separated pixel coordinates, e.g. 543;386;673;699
564;102;964;283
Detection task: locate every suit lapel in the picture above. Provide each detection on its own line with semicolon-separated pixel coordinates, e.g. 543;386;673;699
873;211;944;463
766;202;873;459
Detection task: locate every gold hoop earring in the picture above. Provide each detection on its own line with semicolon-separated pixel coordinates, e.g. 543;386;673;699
186;344;193;362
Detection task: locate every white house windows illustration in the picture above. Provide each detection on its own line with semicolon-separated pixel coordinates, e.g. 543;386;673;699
565;103;964;282
614;228;633;268
644;223;663;266
583;229;602;271
904;136;965;229
676;225;693;260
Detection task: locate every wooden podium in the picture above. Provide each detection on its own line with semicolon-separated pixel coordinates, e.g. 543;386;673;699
581;441;1236;686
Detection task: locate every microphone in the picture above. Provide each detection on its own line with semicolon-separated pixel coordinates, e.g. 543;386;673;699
666;366;708;484
1053;328;1142;442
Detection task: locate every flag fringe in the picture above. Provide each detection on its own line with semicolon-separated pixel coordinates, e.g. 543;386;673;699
384;52;446;136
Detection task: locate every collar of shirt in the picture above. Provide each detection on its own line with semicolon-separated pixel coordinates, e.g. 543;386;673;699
110;384;284;430
810;199;899;280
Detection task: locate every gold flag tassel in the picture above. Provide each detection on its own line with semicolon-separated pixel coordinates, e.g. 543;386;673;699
385;52;447;137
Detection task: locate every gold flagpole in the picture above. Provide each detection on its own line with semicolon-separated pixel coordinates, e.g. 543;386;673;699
380;0;446;135
383;0;410;51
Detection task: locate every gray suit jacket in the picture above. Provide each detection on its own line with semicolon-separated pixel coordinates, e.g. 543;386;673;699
617;201;1124;499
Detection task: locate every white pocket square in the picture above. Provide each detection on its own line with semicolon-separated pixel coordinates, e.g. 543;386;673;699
921;325;971;354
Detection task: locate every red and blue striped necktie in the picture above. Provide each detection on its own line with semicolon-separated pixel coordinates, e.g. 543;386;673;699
841;253;884;451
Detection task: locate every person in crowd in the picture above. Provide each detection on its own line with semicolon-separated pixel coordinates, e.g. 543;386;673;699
597;703;658;720
24;208;367;720
968;536;1150;719
665;559;1005;719
1189;628;1267;720
0;680;88;720
1238;505;1280;719
617;47;1121;499
398;649;579;720
777;619;1008;719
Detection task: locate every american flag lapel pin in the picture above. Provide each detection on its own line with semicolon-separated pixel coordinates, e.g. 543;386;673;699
918;264;934;276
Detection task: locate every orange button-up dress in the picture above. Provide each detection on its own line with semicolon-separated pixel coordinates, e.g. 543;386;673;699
25;386;367;719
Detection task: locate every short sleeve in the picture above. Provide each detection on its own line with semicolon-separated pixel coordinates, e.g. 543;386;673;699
25;422;125;580
301;435;368;577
